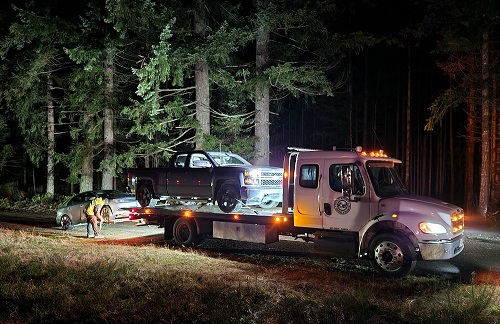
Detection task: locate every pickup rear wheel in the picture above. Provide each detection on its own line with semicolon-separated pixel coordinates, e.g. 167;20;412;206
137;185;153;208
369;234;417;277
216;182;242;213
173;218;199;246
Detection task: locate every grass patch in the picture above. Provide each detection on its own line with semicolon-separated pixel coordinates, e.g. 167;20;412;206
0;229;498;323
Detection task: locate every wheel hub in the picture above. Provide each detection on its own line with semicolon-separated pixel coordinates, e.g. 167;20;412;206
374;241;404;271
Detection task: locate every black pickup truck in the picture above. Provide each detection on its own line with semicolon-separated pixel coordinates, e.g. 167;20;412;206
127;150;283;213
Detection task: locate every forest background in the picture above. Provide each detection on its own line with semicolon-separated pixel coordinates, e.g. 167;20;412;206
0;0;499;221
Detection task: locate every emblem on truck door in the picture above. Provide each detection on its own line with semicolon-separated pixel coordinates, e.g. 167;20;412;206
334;196;351;215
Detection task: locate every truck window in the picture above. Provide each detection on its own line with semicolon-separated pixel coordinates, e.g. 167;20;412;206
367;162;406;197
299;164;319;189
190;153;212;168
174;154;187;168
329;164;365;195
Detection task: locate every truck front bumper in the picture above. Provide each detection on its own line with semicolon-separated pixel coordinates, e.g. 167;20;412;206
418;234;464;260
241;187;283;206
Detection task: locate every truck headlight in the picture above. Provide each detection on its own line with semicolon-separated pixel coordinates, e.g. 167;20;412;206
419;222;447;234
244;170;260;185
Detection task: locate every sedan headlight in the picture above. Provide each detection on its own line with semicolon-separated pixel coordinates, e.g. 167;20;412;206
419;222;447;234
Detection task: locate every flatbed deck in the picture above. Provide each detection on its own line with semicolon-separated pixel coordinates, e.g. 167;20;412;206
127;203;288;226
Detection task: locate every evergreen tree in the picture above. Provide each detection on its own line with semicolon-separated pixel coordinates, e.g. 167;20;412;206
0;0;80;195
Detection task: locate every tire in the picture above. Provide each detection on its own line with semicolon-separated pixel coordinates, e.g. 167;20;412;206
369;233;417;277
60;215;73;230
259;198;279;209
137;185;153;208
216;182;243;213
173;218;199;246
100;205;112;223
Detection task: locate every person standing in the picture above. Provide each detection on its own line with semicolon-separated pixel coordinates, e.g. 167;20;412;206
85;196;105;238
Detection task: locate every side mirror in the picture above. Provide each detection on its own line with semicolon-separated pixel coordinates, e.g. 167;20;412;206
341;165;360;202
341;166;351;197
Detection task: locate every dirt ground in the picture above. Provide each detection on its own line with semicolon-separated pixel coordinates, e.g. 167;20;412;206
2;209;500;285
0;211;165;244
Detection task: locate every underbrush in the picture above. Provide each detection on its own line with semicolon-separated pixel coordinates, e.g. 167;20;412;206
0;183;68;213
0;229;498;323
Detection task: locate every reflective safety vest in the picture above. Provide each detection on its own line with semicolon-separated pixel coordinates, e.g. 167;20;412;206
85;197;104;216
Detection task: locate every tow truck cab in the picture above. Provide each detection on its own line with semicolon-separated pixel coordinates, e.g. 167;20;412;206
280;147;465;276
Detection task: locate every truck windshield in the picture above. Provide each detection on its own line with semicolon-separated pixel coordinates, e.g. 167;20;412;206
366;161;407;197
207;152;252;166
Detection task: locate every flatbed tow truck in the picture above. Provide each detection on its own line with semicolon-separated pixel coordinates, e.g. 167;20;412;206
128;147;465;277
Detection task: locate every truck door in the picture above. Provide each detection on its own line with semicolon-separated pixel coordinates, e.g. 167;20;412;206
293;159;323;228
168;152;213;198
321;162;371;231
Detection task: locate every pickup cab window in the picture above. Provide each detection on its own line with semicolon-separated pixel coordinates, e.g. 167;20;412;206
174;154;187;168
189;153;212;168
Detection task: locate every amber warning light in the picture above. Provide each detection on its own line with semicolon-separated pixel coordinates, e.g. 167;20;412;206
361;150;388;158
274;216;288;223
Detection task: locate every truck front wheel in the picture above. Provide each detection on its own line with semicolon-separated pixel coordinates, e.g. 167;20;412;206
173;218;199;246
216;182;242;213
369;234;417;277
137;185;153;208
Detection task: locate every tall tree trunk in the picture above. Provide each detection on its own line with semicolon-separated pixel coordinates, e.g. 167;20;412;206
465;88;476;213
405;41;411;187
81;107;94;192
194;0;210;150
46;70;55;195
479;31;491;218
491;77;500;217
362;50;368;149
449;110;454;202
254;0;270;166
102;48;115;190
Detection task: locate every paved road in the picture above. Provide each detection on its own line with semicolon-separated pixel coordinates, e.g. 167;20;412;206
413;214;500;284
0;210;498;284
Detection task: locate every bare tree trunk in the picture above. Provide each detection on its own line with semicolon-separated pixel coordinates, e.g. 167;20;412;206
362;51;368;149
81;107;94;192
102;48;115;190
490;77;500;217
449;110;454;201
46;70;55;195
405;41;411;187
479;31;491;218
254;0;270;166
465;88;476;213
194;0;210;149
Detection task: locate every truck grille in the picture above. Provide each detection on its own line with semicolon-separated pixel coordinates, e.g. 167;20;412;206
260;171;283;187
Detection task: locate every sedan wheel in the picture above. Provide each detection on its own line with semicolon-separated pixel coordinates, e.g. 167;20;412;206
60;215;73;230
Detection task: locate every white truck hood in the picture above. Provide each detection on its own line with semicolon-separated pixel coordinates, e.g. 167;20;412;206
379;194;463;226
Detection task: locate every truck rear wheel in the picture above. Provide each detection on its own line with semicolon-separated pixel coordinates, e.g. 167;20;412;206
173;218;199;246
137;185;153;208
216;182;242;213
369;234;416;277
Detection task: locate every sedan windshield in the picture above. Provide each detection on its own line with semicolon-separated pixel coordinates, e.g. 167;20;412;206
366;162;407;197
